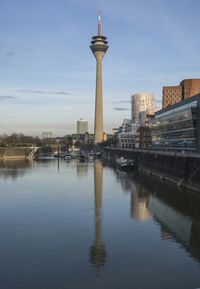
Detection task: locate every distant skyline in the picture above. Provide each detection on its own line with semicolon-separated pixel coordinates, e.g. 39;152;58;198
0;0;200;136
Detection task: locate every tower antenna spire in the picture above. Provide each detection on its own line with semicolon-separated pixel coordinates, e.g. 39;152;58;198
98;11;101;35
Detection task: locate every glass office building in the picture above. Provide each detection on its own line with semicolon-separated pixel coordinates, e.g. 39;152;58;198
151;94;200;152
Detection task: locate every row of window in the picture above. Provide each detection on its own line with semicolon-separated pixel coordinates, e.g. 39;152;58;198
164;88;200;94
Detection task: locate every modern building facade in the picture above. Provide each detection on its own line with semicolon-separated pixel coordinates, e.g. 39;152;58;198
117;119;140;149
151;94;200;152
77;119;88;135
90;15;109;143
162;79;200;109
131;93;156;125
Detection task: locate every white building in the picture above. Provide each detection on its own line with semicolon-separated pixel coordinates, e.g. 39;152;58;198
117;119;140;149
42;132;53;139
132;93;156;125
77;119;88;135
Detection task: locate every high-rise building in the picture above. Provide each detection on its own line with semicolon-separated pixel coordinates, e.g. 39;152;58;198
131;93;156;125
90;15;109;143
162;79;200;109
42;132;53;139
77;119;88;135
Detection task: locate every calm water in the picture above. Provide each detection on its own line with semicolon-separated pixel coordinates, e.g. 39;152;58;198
0;159;200;289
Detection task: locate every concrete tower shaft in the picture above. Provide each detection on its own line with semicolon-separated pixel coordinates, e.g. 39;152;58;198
90;15;109;143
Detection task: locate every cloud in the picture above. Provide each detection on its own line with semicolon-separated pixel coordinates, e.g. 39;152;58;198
15;89;72;95
0;96;17;101
113;107;130;111
5;52;15;58
112;100;131;104
26;48;36;53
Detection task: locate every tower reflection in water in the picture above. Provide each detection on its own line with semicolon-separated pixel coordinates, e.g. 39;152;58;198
90;159;107;277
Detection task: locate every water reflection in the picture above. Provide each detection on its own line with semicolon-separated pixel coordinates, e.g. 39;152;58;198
114;170;152;220
112;165;200;263
133;175;200;262
0;159;32;180
130;186;151;221
76;162;88;178
1;160;200;288
90;160;107;278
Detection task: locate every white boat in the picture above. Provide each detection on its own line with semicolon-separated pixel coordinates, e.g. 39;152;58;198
38;153;55;160
116;157;134;171
86;152;94;161
64;153;71;160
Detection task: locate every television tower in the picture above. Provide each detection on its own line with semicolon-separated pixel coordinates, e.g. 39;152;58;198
90;14;109;143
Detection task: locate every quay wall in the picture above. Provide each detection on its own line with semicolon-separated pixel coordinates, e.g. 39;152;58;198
103;148;200;193
0;147;33;159
0;146;55;159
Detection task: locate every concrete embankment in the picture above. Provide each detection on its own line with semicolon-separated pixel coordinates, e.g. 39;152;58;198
0;147;33;159
0;146;57;160
103;148;200;193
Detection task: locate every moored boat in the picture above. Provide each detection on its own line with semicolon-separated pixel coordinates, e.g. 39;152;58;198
64;153;72;160
116;157;134;171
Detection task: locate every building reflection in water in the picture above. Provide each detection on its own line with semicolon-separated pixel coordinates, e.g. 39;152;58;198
90;159;107;279
130;185;152;221
149;193;200;260
76;161;88;178
114;168;200;262
140;177;200;262
0;159;32;180
114;169;152;221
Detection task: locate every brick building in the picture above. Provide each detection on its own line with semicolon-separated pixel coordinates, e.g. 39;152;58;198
162;79;200;109
181;79;200;99
162;86;182;108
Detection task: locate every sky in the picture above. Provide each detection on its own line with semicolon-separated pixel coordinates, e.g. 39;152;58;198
0;0;200;136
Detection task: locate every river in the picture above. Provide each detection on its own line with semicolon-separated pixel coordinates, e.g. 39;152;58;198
0;158;200;289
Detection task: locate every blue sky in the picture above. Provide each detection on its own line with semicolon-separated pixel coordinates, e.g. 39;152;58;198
0;0;200;136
